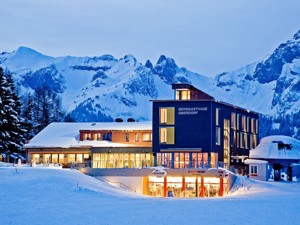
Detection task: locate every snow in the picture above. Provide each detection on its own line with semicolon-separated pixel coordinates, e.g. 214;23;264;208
250;135;300;160
0;165;299;225
244;159;268;164
24;121;152;148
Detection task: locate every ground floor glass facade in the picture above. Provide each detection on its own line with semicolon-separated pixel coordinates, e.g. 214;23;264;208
147;176;227;198
92;153;154;168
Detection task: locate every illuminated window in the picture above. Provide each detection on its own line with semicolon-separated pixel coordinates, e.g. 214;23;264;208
176;90;190;100
135;133;139;142
142;133;152;142
247;117;250;132
253;134;258;148
231;113;236;130
84;133;91;140
244;133;248;149
240;132;244;148
52;154;58;163
242;116;246;131
76;154;83;163
95;133;101;140
159;107;175;125
159;127;175;144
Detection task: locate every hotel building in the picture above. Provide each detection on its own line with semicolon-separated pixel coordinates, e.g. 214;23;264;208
24;83;259;197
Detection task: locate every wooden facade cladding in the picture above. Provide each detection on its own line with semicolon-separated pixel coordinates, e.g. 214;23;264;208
172;83;214;100
79;130;152;147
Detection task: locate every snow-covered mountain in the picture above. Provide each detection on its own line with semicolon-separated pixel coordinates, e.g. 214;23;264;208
0;47;215;122
215;30;300;138
0;29;300;138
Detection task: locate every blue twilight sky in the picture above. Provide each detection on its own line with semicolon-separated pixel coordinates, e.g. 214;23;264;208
1;0;300;76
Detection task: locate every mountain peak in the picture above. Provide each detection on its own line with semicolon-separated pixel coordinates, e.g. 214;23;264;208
145;60;153;69
157;55;167;64
293;30;300;41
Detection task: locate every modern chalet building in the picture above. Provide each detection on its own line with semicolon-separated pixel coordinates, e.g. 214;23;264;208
152;83;259;174
24;83;260;198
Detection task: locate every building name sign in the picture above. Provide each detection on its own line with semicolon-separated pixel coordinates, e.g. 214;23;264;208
178;107;208;116
151;168;167;177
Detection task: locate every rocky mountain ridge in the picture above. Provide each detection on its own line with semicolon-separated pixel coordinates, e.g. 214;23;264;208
1;29;300;139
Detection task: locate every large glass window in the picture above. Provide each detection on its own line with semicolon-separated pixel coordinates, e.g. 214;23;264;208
159;127;175;144
148;177;164;197
31;154;40;163
76;154;83;163
52;154;58;163
67;154;76;163
92;153;153;168
159;108;175;125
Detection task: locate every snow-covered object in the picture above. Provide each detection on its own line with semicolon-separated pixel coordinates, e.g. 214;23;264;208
24;121;152;148
249;135;300;160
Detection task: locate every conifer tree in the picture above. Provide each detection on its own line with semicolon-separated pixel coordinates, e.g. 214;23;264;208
0;67;26;153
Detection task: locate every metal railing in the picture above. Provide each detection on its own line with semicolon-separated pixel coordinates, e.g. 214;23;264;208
97;177;136;193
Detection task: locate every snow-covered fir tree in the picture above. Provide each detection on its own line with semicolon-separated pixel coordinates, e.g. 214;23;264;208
0;67;26;153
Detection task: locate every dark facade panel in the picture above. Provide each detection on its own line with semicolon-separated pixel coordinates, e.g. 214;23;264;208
152;98;259;171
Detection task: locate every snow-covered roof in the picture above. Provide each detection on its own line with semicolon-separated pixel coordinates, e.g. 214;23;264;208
244;159;268;164
249;135;300;160
24;121;152;148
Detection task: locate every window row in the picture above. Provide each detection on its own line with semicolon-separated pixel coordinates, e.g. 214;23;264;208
92;153;153;168
81;132;152;142
233;132;258;149
30;153;90;164
156;152;218;169
231;113;258;133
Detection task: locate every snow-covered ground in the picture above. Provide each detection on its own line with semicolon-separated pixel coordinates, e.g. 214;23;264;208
0;165;299;225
